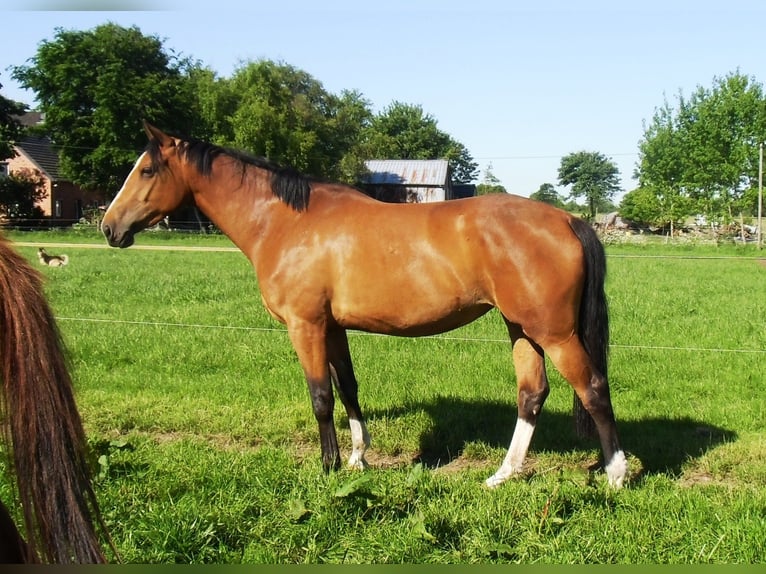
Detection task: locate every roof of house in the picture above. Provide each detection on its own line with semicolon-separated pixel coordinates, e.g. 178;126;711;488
17;111;45;127
363;159;450;186
14;135;64;181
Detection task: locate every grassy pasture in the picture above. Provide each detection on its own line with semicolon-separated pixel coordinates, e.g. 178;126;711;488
2;230;765;563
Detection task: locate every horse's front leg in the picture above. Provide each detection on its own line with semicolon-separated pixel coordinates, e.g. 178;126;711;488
288;320;340;471
327;328;370;470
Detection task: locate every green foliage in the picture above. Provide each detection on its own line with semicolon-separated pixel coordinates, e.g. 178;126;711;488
0;80;27;161
529;182;563;207
619;185;693;231
475;163;506;195
327;89;376;183
10;25;480;194
355;101;479;184
2;232;764;562
223;60;372;182
0;169;46;218
681;73;765;212
635;71;766;225
630;100;691;230
185;67;239;143
11;23;200;194
558;150;621;220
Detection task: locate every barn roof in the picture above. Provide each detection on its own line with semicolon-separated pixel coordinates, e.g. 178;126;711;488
363;159;450;186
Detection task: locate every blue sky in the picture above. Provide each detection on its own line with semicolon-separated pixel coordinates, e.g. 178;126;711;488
1;0;765;199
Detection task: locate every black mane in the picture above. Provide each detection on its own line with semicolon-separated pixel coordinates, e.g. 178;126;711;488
146;137;312;212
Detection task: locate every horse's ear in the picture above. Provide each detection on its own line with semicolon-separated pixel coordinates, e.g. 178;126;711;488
142;120;174;147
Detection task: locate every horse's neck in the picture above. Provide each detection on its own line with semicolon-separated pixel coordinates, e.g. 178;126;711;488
191;167;276;255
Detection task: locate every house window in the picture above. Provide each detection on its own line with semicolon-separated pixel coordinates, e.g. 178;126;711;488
54;200;62;218
0;162;8;177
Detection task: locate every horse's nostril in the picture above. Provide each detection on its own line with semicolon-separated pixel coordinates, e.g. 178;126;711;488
102;224;111;240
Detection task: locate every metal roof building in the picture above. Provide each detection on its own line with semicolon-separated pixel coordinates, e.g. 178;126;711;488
361;159;454;203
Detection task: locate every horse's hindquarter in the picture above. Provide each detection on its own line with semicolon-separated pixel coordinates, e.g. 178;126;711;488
257;191;583;337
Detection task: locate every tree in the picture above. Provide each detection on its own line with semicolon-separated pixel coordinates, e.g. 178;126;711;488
475;163;506;195
0;81;39;221
619;185;692;233
0;80;26;161
332;89;375;183
0;169;46;219
558;151;621;220
226;60;372;182
357;101;478;184
683;73;766;221
633;100;692;234
529;182;563;207
186;67;239;144
12;23;200;194
636;71;766;227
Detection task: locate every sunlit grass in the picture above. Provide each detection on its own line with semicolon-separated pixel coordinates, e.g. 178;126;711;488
2;232;764;563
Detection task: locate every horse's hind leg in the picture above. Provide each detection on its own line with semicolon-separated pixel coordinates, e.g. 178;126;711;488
327;328;370;470
486;323;549;488
546;337;627;488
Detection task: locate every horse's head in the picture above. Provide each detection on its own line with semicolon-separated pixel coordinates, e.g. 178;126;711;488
102;121;191;248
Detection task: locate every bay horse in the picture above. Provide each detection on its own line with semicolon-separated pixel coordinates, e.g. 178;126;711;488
102;121;627;488
0;235;110;562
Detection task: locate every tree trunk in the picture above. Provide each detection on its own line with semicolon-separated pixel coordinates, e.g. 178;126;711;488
740;212;746;243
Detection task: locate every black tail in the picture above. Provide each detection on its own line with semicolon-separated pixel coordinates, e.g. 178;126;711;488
0;236;110;563
568;217;609;438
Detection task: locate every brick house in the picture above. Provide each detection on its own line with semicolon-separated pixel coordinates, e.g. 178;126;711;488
1;113;107;224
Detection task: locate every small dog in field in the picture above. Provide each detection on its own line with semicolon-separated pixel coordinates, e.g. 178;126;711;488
37;247;69;267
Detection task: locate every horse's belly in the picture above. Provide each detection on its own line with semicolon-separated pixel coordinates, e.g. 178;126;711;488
335;300;493;337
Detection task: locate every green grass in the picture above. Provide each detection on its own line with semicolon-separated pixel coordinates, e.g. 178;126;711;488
2;230;765;563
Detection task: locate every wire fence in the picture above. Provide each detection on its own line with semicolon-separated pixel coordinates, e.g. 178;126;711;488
55;316;766;355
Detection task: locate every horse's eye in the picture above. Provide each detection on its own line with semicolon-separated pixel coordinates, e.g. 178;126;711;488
140;166;154;177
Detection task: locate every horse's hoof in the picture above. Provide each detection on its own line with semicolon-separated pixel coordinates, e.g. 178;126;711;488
484;474;507;488
605;450;628;489
347;454;368;471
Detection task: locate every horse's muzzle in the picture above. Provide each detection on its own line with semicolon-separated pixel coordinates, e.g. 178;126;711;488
101;223;134;249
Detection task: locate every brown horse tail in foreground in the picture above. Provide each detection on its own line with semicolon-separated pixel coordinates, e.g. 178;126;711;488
0;236;108;563
569;216;608;439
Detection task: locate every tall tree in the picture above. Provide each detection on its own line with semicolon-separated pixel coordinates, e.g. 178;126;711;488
635;71;766;225
0;81;26;161
227;60;371;182
529;182;563;207
185;66;238;144
0;82;42;221
329;89;374;183
558;151;621;220
633;100;690;233
682;72;766;220
12;23;200;193
475;163;506;195
358;101;478;184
